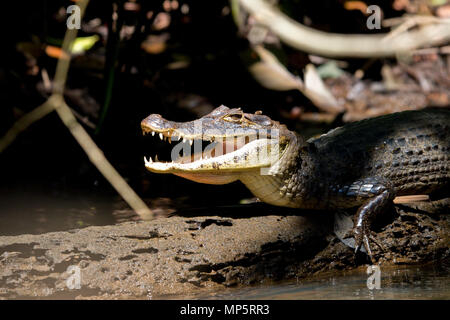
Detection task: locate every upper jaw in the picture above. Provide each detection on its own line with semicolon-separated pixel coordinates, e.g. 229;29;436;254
142;126;197;145
141;120;274;143
141;117;203;144
141;110;279;143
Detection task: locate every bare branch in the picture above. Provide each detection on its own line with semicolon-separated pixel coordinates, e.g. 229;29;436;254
0;0;154;219
239;0;450;58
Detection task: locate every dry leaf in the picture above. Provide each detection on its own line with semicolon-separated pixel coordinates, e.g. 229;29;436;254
344;1;367;13
249;45;303;91
141;34;170;55
250;46;342;114
303;64;343;113
45;45;69;59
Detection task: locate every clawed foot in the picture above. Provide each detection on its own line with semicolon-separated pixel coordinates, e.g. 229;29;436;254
343;227;385;264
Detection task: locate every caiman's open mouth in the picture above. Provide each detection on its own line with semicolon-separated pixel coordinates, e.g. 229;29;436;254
141;105;292;184
142;126;276;172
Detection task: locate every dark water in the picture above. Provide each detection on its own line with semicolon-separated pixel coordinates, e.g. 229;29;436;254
185;263;450;300
0;191;116;236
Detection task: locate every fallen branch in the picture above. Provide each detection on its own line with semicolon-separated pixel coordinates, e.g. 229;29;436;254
239;0;450;58
0;0;154;220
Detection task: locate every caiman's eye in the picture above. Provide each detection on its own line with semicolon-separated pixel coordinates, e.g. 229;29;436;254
224;113;243;122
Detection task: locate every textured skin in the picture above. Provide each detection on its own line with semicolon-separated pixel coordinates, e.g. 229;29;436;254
296;108;449;207
243;108;449;210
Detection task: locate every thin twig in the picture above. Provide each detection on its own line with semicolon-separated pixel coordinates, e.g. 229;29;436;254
0;100;55;152
69;107;96;129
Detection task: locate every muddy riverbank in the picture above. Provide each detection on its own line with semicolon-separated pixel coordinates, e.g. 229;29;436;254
0;201;448;299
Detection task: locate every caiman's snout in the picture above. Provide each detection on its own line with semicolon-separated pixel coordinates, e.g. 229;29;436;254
141;113;163;130
141;113;179;136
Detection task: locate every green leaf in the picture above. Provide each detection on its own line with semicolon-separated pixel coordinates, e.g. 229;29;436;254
430;0;446;7
71;35;100;54
316;61;344;79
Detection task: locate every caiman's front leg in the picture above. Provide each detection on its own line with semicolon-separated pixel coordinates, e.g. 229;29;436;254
344;177;395;262
353;189;394;261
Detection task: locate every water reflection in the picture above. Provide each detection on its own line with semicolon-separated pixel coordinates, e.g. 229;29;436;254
187;263;450;300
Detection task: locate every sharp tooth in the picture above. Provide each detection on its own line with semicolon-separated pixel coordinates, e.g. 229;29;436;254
144;156;148;164
168;136;172;143
155;154;159;162
152;131;155;136
189;139;193;146
149;156;153;163
183;137;187;143
159;133;163;140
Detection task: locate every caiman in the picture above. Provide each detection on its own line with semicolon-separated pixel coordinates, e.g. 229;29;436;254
141;106;450;261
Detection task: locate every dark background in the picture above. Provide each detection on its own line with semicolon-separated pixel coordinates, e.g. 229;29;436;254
0;0;403;234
